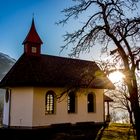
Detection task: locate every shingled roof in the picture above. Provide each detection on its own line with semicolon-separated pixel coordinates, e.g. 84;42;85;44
0;53;115;89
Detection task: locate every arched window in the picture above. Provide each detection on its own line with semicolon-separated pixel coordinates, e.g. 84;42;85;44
87;93;95;113
45;90;55;114
68;91;76;113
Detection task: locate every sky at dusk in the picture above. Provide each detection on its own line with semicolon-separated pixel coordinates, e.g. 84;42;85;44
0;0;102;60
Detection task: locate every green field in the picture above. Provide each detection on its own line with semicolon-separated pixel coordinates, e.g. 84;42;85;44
97;123;136;140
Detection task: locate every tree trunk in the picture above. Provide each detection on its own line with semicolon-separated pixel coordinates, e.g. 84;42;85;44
129;78;140;140
129;111;134;126
131;100;140;139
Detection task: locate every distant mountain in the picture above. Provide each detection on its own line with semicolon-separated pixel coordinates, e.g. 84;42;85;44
0;52;15;80
0;53;16;107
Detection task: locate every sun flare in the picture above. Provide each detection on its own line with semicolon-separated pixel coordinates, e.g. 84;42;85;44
109;71;125;83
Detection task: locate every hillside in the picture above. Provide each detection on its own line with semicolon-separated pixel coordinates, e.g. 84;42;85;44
0;52;15;80
0;52;15;121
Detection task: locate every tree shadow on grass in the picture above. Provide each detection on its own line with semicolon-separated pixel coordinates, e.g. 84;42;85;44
95;122;109;140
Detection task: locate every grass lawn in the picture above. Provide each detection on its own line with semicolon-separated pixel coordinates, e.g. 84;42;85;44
96;123;136;140
0;122;136;140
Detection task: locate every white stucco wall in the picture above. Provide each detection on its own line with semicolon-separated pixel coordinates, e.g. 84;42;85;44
9;88;33;127
32;87;104;127
3;93;10;126
3;87;104;127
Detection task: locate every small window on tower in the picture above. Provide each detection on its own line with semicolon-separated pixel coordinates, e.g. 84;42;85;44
31;47;37;53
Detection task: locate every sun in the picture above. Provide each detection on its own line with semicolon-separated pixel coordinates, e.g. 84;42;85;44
108;71;125;83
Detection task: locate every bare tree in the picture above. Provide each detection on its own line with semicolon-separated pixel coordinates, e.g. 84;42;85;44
58;0;140;139
110;110;120;122
97;59;134;125
108;83;134;124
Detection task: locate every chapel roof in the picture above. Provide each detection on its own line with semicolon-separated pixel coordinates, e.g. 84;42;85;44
22;19;43;44
0;53;115;89
104;95;114;102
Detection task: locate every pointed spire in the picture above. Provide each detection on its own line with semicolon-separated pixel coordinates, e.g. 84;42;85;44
22;18;43;44
22;19;43;56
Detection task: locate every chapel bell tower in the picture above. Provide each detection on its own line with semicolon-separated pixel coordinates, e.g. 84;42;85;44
22;19;43;56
